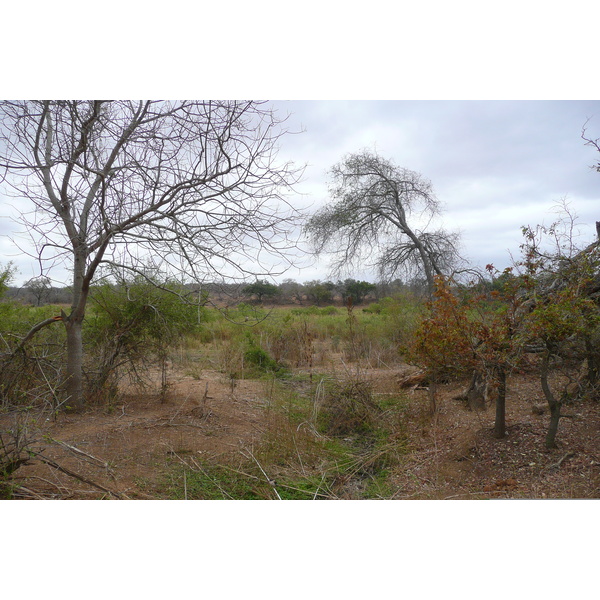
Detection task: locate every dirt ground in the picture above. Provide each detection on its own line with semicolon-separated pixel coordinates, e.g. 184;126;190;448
390;373;600;499
4;362;600;500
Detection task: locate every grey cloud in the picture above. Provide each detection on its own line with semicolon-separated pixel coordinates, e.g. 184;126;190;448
2;101;600;285
274;100;600;278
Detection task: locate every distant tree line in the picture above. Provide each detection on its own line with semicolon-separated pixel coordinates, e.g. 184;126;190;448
4;277;426;308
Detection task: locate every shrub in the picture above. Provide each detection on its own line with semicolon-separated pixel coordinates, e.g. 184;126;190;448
243;335;283;375
85;277;201;401
316;378;380;436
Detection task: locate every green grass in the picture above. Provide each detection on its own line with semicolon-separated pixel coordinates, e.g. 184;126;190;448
170;296;426;376
159;461;264;499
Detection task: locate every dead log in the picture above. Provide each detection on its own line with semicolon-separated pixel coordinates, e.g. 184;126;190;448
397;369;428;389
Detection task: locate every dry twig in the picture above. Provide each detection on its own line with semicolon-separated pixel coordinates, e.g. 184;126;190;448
31;451;124;499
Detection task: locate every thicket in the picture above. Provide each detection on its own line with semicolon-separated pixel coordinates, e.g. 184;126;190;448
0;274;204;410
410;209;600;449
85;277;202;402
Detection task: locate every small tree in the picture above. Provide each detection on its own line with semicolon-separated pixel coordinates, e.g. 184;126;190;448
305;150;463;296
525;288;598;448
0;263;16;298
278;278;304;304
304;280;335;306
410;273;525;435
470;267;527;438
24;276;52;306
338;279;377;305
519;213;600;448
409;277;475;414
242;279;279;303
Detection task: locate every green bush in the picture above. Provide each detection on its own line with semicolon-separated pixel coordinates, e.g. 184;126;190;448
85;277;202;399
243;335;283;375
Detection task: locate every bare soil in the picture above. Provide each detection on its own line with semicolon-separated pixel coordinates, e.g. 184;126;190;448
4;363;600;499
391;374;600;499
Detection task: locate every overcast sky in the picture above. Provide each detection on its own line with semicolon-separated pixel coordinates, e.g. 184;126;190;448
273;100;600;282
1;100;599;287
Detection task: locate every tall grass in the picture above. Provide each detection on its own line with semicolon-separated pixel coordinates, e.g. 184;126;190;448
181;293;425;375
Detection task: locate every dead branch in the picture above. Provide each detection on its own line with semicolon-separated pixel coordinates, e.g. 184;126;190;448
397;369;428;389
31;451;124;499
544;451;576;472
10;317;62;355
46;437;115;478
240;447;282;499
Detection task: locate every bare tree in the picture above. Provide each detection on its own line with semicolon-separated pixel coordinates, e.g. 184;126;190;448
24;275;52;306
304;150;462;295
0;100;302;409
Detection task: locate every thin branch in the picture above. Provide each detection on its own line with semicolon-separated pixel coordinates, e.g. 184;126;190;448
31;451;124;499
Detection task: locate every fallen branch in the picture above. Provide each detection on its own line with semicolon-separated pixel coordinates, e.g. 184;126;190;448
9;485;49;500
441;490;499;500
544;451;576;472
46;437;114;474
31;451;124;499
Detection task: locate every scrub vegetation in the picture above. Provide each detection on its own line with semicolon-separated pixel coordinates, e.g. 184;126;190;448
2;207;600;499
1;101;600;500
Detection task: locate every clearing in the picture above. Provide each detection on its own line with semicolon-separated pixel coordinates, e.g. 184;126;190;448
4;359;600;500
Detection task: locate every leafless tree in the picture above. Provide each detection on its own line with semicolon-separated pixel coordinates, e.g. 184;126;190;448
0;100;303;409
24;275;52;306
304;150;463;295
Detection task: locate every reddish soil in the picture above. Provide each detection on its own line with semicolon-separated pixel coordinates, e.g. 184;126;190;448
3;370;269;499
4;364;600;499
391;374;600;499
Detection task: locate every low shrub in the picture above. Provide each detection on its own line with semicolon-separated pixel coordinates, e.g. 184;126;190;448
316;378;380;436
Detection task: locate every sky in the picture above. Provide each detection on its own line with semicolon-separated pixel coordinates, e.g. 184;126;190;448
2;100;599;287
272;99;600;283
2;1;599;289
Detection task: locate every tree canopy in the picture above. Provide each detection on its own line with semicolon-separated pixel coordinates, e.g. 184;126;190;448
242;279;280;302
305;150;463;295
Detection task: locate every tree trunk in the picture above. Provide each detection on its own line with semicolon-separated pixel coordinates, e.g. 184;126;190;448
585;336;600;393
64;315;85;411
541;345;561;449
63;252;88;411
62;243;94;411
545;400;562;449
493;366;507;439
457;371;487;411
428;378;438;415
